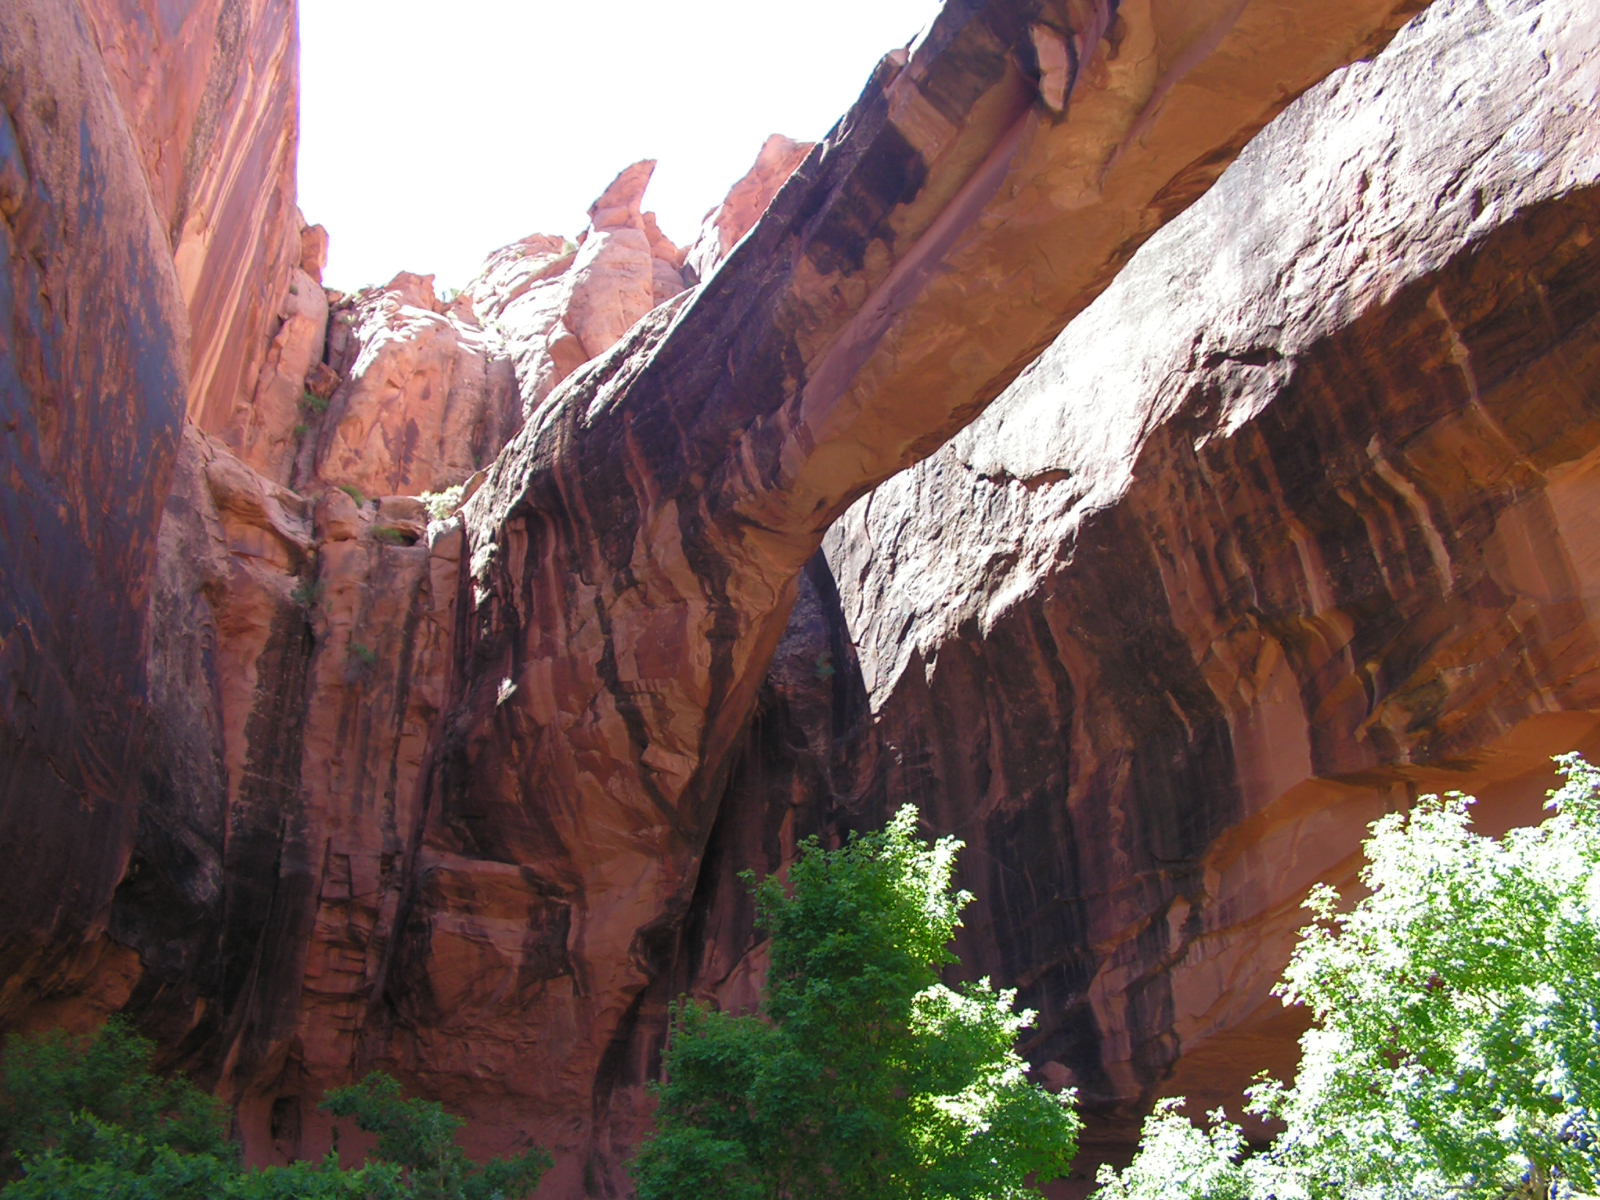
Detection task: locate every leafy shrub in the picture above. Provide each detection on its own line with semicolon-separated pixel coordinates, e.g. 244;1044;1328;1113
300;389;329;414
290;578;324;609
324;1073;548;1200
0;1018;233;1182
417;485;465;522
338;484;367;507
633;807;1080;1200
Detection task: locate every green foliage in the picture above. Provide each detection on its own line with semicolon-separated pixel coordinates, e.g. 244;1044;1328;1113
633;807;1080;1200
293;422;311;438
417;485;466;522
0;1020;396;1199
291;577;324;609
371;526;411;546
1094;754;1600;1200
1091;1099;1255;1200
349;641;378;668
301;389;330;414
338;483;367;506
0;1022;543;1200
0;1018;233;1178
323;1073;548;1200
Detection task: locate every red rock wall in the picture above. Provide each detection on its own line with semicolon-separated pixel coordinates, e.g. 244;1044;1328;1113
0;0;192;1023
811;0;1600;1168
80;0;303;438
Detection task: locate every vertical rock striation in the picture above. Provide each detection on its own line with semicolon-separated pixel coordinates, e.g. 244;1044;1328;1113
817;0;1600;1148
0;0;191;1022
80;0;302;436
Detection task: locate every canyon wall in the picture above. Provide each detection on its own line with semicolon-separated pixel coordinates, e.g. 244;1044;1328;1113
9;0;1600;1197
810;0;1600;1162
0;0;300;1028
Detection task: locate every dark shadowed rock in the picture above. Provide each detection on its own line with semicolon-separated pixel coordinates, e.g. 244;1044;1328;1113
0;0;190;1024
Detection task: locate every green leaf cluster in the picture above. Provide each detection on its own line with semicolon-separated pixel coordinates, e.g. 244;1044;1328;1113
0;1020;545;1200
417;485;465;522
633;806;1080;1200
1094;754;1600;1200
323;1073;548;1200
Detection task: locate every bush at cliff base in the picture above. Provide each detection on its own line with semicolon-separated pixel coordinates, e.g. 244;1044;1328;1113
631;806;1081;1200
0;1018;547;1199
1094;753;1600;1200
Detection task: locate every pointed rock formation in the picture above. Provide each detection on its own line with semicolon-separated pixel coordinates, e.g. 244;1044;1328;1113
684;133;814;282
467;161;690;417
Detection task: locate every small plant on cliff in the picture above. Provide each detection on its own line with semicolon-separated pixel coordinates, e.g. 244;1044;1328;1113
300;388;330;414
372;525;412;546
1093;754;1600;1200
338;483;367;507
632;807;1080;1200
417;484;465;522
290;577;324;609
0;1021;546;1199
349;641;378;668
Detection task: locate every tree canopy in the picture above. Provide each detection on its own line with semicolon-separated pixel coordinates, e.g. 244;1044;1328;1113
1095;754;1600;1200
0;1019;545;1200
632;806;1081;1200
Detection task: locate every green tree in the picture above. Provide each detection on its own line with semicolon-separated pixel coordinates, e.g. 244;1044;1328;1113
632;806;1080;1200
323;1072;548;1200
1094;754;1600;1200
0;1017;234;1175
0;1020;544;1199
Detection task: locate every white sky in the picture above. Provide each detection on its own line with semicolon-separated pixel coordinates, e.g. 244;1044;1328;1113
298;0;943;291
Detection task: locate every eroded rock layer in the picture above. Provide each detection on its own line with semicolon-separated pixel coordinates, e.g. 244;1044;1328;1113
812;0;1600;1157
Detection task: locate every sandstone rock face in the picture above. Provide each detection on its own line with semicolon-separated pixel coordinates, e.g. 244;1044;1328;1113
310;273;520;496
235;263;330;482
683;134;814;282
467;161;689;416
80;0;302;437
816;0;1600;1152
0;0;1487;1197
0;0;190;1023
137;426;471;1159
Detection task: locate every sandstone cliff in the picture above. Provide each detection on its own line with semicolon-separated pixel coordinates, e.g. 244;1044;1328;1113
10;0;1596;1197
0;0;299;1030
812;0;1600;1157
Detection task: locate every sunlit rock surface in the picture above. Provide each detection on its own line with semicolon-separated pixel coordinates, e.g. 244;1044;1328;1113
810;0;1600;1166
683;133;815;282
